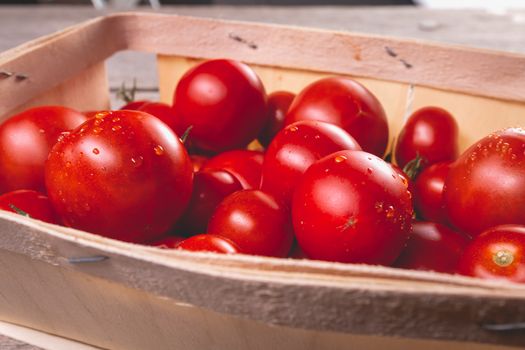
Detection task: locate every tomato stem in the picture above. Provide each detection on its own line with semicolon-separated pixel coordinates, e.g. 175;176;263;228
8;204;31;218
116;78;137;103
180;125;194;144
403;153;426;180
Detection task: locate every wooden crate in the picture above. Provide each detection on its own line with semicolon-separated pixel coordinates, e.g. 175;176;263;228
0;13;524;349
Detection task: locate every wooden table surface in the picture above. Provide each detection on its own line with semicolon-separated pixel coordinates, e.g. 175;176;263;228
0;4;524;349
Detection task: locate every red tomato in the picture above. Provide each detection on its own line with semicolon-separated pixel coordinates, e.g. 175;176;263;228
190;154;208;173
394;221;470;273
179;169;242;234
120;100;149;110
443;128;525;237
457;225;525;282
45;110;193;243
395;106;458;169
208;190;294;257
148;235;185;249
390;163;413;196
413;162;451;224
258;91;295;148
261;120;361;206
0;106;87;194
137;102;184;136
173;59;267;152
292;150;413;264
0;189;59;224
202;150;264;189
284;77;388;157
176;234;240;254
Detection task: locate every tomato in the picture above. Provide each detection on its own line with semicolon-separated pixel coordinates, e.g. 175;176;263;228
0;106;87;194
457;225;525;282
0;189;59;224
394;221;470;273
292;150;413;264
261;120;361;206
190;154;208;173
179;169;242;234
390;163;413;196
202;150;264;189
395;106;458;169
284;77;388;157
258;91;295;148
173;59;267;152
208;190;294;257
413;162;452;224
45;110;193;243
120;100;149;111
148;235;185;249
176;234;240;254
137;102;184;136
443;128;525;237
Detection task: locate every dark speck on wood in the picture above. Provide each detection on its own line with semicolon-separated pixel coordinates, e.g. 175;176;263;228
228;33;258;50
385;46;398;57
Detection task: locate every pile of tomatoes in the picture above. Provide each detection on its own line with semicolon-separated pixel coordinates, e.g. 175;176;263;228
1;58;524;284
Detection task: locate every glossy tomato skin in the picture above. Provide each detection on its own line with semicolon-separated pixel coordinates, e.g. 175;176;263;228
176;234;240;254
202;150;264;189
394;221;470;273
137;102;185;136
45;110;193;243
208;189;294;257
292;150;413;265
413;162;452;224
258;91;295;148
457;225;525;282
0;189;59;224
395;106;458;169
443;128;525;237
179;169;243;234
284;77;388;157
0;106;87;194
173;59;267;152
261;120;361;206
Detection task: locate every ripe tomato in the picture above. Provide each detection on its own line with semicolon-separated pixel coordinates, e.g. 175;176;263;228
173;59;267;152
137;102;184;136
202;150;264;189
0;106;87;194
45;110;193;243
179;169;242;234
208;190;294;257
413;162;452;224
0;189;59;224
443;128;525;237
148;235;185;249
292;150;413;264
394;221;470;273
261;120;361;206
258;91;295;148
284;77;388;157
395;106;458;169
176;234;240;254
457;225;525;282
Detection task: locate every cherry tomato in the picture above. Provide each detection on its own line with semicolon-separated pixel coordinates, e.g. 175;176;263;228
120;100;149;110
395;106;458;169
202;150;264;189
258;91;295;148
45;110;193;243
0;106;87;194
261;120;361;206
173;59;267;152
457;225;525;282
208;190;294;257
176;234;240;254
443;128;525;237
413;162;451;224
148;235;185;249
292;150;413;264
138;102;184;136
284;77;388;157
394;221;470;273
0;189;59;224
179;169;243;234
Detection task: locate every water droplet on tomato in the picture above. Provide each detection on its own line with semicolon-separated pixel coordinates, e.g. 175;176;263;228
385;205;395;219
366;167;373;174
131;156;144;167
112;125;122;132
375;202;383;212
154;145;164;156
39;129;45;134
92;148;100;155
112;117;121;123
334;155;347;163
289;126;298;132
93;127;103;134
95;112;106;119
314;135;320;139
65;161;72;168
